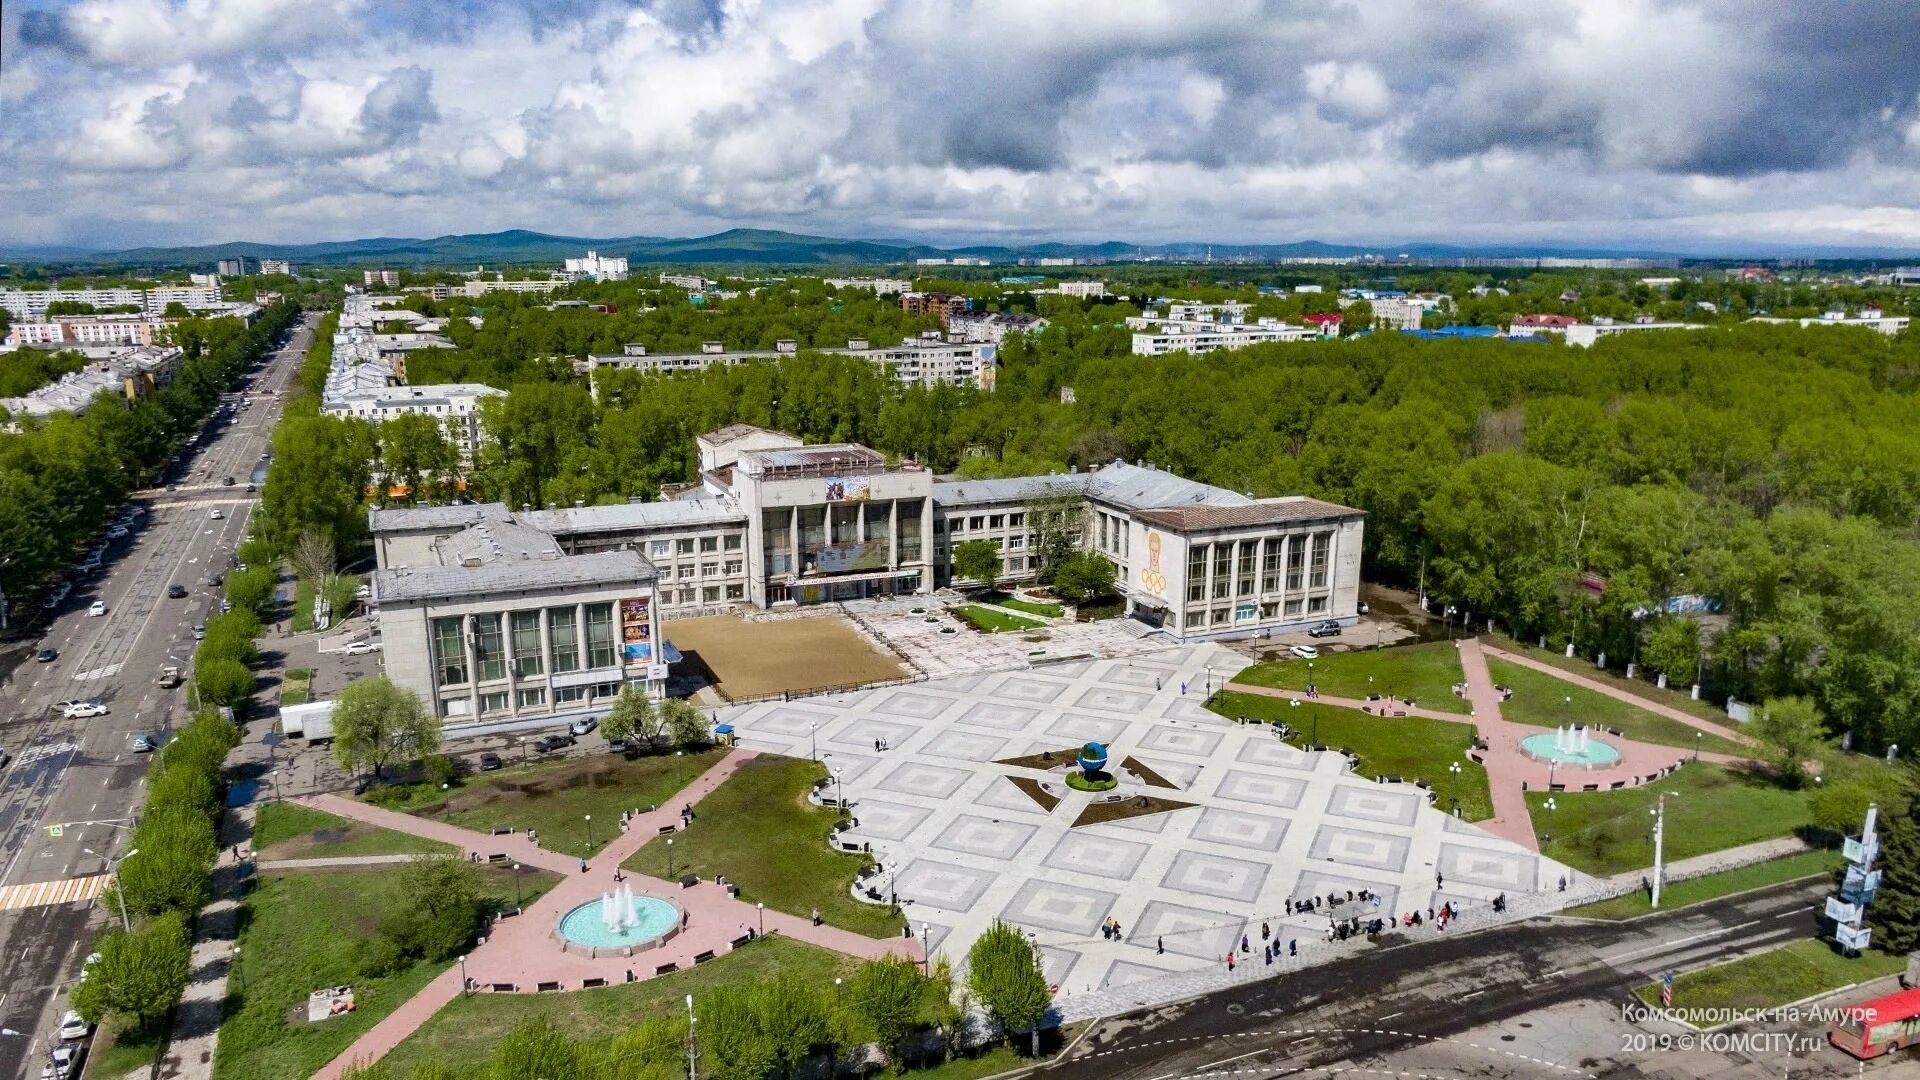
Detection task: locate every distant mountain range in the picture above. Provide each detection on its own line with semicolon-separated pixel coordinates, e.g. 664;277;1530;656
0;227;1912;268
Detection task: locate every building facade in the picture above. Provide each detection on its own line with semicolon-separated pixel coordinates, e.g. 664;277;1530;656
563;251;629;282
947;311;1047;344
582;337;997;390
0;286;223;319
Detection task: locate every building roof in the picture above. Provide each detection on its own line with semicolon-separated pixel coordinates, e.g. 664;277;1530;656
743;443;890;472
373;548;654;604
933;473;1093;507
1086;460;1251;512
520;497;744;536
700;423;793;447
1131;497;1364;532
368;502;511;534
431;519;564;566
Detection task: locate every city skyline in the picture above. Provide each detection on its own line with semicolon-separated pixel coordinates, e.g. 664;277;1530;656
4;0;1919;252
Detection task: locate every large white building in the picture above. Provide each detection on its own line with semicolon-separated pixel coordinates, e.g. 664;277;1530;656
1050;281;1107;298
259;259;296;276
1563;317;1706;348
1128;317;1315;356
563;251;629;282
323;294;501;464
947;311;1048;345
5;315;170;347
824;278;911;295
1747;308;1912;337
583;336;998;391
368;426;1365;642
0;286;223;319
0;346;184;425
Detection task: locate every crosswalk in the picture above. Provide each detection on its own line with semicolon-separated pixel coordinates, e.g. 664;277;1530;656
72;664;124;682
0;874;107;912
11;742;81;769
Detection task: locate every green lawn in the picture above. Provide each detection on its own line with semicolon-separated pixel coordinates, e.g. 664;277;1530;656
88;1017;167;1078
1231;640;1470;714
278;668;311;707
981;592;1063;619
953;605;1045;634
1564;849;1840;920
622;755;898;937
1486;633;1733;727
214;864;555;1080
1528;763;1814;876
1635;939;1905;1014
290;575;316;633
379;937;861;1075
366;749;725;858
1484;657;1749;757
253;803;455;860
1213;691;1493;820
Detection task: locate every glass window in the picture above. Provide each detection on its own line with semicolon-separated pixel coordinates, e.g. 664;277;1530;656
480;691;510;714
1187;577;1204;603
676;538;694;555
1211;608;1230;625
585;602;617;668
1237;543;1255;577
1308;595;1327;613
1009;513;1025;527
989;514;1004;529
699;536;718;552
1260;601;1278;618
724;533;741;550
1262;538;1281;582
1212;579;1229;599
1188;544;1206;583
548;606;580;673
726;584;744;600
511;611;543;678
1287;538;1305;591
1213;546;1232;580
679;588;697;604
516;687;546;708
431;616;467;686
1008;535;1024;549
1310;532;1331;589
650;540;671;557
1285;598;1304;615
1238;576;1254;597
701;562;718;577
556;686;588;704
439;697;471;718
677;565;695;579
724;560;742;575
703;586;721;603
472;614;506;682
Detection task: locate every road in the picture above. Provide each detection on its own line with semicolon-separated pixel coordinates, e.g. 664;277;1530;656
0;312;316;1080
1036;878;1898;1079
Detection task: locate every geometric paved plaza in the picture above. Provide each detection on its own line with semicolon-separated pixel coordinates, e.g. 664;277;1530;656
713;643;1569;998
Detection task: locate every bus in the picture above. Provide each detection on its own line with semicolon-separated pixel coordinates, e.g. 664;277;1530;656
1830;986;1920;1059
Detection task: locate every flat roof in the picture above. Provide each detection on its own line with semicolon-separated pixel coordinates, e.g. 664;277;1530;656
1132;497;1364;532
368;503;511;534
521;498;744;535
1086;461;1251;512
374;549;654;603
933;473;1092;507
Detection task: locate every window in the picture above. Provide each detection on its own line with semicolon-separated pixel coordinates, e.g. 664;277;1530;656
1310;532;1331;589
969;516;984;530
701;562;718;577
1261;538;1281;583
726;584;744;600
724;534;742;551
1235;603;1257;623
1188;544;1207;584
650;540;672;557
1285;598;1304;616
594;682;622;699
1212;579;1228;600
556;686;588;704
1237;543;1255;577
699;536;718;553
431;617;467;686
1027;556;1041;569
703;586;721;603
585;602;617;669
676;538;694;555
439;697;471;718
548;606;580;673
1308;595;1327;613
1187;577;1204;603
511;611;543;678
1097;514;1108;551
1008;535;1024;549
1009;513;1025;528
472;614;506;682
1211;608;1230;625
724;560;742;575
480;691;510;714
1260;602;1278;618
1238;576;1254;597
680;588;697;604
516;687;547;708
1286;539;1305;591
677;565;695;580
948;516;965;534
989;514;1004;529
1213;545;1232;581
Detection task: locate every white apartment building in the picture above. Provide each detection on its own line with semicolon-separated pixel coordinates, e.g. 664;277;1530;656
1747;308;1912;337
1129;318;1314;356
365;270;402;288
563;251;629;282
324;294;499;464
582;337;998;391
947;311;1048;345
825;278;912;295
0;346;183;425
1164;300;1251;323
322;383;503;464
0;286;223;319
1371;296;1441;331
1051;281;1107;299
5;315;169;347
259;259;295;276
461;277;568;297
1563;317;1706;348
661;274;714;290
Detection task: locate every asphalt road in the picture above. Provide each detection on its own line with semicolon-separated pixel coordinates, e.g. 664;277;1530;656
1037;877;1870;1079
0;312;316;1080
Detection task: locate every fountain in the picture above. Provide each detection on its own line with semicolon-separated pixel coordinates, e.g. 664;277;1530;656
557;884;681;953
1521;724;1620;768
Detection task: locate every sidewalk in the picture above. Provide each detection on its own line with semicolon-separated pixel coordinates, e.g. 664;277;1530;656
255;854;421;871
1479;643;1750;744
309;748;918;1079
154;807;255;1080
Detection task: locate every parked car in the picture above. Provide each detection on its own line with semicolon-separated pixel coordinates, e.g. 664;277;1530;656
167;584;188;598
569;717;598;736
106;526;129;540
209;509;224;520
35;648;57;663
477;752;503;771
191;624;205;641
130;734;157;753
49;1044;84;1079
532;735;575;753
56;1010;91;1041
343;640;380;655
1289;644;1320;660
221;476;234;486
208;572;224;586
87;601;107;617
61;702;107;719
606;739;631;755
1307;620;1342;638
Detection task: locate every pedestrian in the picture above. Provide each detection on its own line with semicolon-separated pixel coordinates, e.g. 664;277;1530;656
1113;920;1122;938
1226;952;1235;972
1180;681;1187;695
1241;934;1250;953
1265;945;1274;966
1558;875;1567;892
1156;936;1164;955
875;739;882;752
1346;890;1354;902
1155;677;1162;691
1436;872;1444;889
1261;920;1270;941
579;857;588;874
1289;939;1297;958
1101;922;1111;941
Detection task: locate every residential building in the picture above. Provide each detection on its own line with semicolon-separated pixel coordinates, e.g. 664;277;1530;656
1893;268;1920;287
582;337;998;391
661;274;714;290
563;251;629;282
1051;281;1107;299
0;346;184;425
1129;318;1314;356
365;270;402;288
1371;296;1445;331
324;294;498;464
217;258;249;278
824;278;911;295
1747;308;1912;337
322;383;503;464
947;311;1047;344
461;277;568;297
189;273;221;289
901;292;971;319
1563;317;1705;348
5;315;171;347
0;286;223;319
259;259;295;276
1507;314;1578;337
1163;300;1250;323
1301;313;1343;338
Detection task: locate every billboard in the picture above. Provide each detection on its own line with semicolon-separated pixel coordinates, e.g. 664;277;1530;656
620;596;652;662
811;541;890;574
823;476;871;502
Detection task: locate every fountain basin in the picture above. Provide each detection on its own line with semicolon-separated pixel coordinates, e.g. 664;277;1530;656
556;893;681;955
1519;730;1621;768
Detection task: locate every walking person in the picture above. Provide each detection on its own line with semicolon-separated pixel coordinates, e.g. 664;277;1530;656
1226;952;1235;973
1156;936;1164;955
1261;920;1270;940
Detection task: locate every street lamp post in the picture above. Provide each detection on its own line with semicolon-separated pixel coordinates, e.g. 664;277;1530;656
585;814;593;851
1650;792;1678;908
832;767;844;811
920;923;931;976
511;862;522;909
667;837;675;879
1448;761;1462;815
459;954;468;996
1543;798;1557;845
440;782;449;820
809;721;818;762
85;847;139;933
1694;731;1701;762
1205;664;1213;698
757;901;764;937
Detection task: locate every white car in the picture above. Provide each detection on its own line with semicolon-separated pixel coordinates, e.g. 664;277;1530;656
1289;644;1320;660
343;640;381;655
209;509;224;520
62;702;107;719
56;1010;90;1042
569;717;598;736
87;601;107;617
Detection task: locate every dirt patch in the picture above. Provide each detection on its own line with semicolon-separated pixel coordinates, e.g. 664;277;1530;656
1120;755;1179;790
1007;776;1061;812
1072;794;1195;828
668;614;909;701
993;747;1083;771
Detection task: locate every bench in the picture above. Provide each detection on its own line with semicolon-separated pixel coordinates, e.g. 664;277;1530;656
655;962;679;975
537;981;561;992
496;907;521;919
694;951;716;964
489;983;516;993
582;978;607;989
841;842;861;852
730;933;752;948
488;853;510;864
657;824;677;835
491;825;514;836
724;883;741;898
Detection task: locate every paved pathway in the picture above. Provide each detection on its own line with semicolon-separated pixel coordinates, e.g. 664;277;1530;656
154;808;254;1080
308;749;918;1079
1479;643;1751;744
254;854;422;871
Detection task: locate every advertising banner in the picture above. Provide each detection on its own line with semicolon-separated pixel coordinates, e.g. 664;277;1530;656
1837;924;1874;951
620;596;653;662
1826;897;1862;924
812;541;890;574
823;476;871;502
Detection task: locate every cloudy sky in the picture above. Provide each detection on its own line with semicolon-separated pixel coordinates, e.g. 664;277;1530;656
4;0;1920;253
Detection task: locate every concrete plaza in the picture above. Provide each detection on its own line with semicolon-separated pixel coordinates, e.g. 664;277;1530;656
712;643;1568;1002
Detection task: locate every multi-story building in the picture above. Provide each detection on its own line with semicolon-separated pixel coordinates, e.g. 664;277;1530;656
661;274;714;290
1748;308;1912;337
1507;314;1577;338
584;337;998;390
365;270;402;288
371;515;668;727
1893;268;1920;288
1370;296;1431;331
1164;300;1250;323
563;251;629;282
824;278;911;295
1128;318;1314;356
901;292;971;319
947;311;1047;344
323;295;499;465
1051;281;1107;298
322;383;503;464
1563;317;1705;348
369;427;1364;642
460;277;568;297
217;258;249;278
5;315;169;347
259;259;295;276
0;286;223;319
0;346;184;425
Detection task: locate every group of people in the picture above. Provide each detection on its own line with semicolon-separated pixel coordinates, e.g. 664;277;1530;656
1223;922;1300;971
1099;916;1124;941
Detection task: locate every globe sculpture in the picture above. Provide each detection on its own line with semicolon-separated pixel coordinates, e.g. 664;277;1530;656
1078;741;1108;776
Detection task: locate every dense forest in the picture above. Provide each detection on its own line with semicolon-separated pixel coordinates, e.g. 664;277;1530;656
0;303;298;621
260;276;1920;753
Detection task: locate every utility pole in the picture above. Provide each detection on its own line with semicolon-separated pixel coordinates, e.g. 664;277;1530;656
1650;791;1677;908
686;993;698;1080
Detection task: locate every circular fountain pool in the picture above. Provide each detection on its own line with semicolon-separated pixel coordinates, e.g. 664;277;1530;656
557;892;681;950
1519;730;1621;768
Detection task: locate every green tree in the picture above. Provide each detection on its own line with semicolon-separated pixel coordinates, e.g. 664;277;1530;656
487;1019;583;1080
331;674;439;778
194;657;254;708
847;955;924;1066
1811;780;1876;835
1753;696;1827;785
1640;617;1701;684
756;974;829;1077
660;698;708;749
926;955;970;1061
1868;781;1920;954
695;983;778;1080
966;919;1051;1044
951;539;1003;588
601;685;656;747
1050;551;1115;604
70;912;192;1028
377;413;458;502
224;565;276;618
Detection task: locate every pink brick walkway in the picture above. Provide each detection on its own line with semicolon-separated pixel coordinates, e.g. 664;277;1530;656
1478;643;1751;744
308;749;918;1079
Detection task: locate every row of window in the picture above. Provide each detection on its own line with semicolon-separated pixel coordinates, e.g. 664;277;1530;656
1094;510;1130;558
945;511;1028;534
1177;595;1327;629
661;584;747;606
1185;534;1332;602
667;560;745;580
646;534;744;558
442;680;625;718
430;603;620;688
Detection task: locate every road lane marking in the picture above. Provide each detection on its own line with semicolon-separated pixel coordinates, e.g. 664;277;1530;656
0;874;108;912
